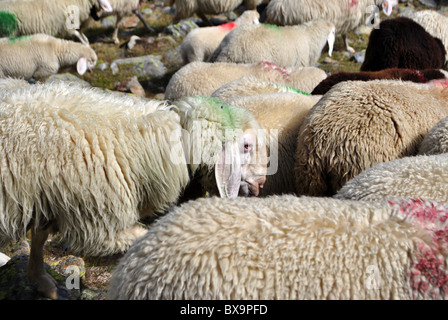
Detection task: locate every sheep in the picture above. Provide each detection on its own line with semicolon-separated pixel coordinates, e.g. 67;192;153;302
216;88;322;196
265;0;398;53
294;80;448;197
0;81;267;299
335;153;448;203
361;17;446;72
167;0;265;25
418;115;448;156
208;19;336;69
406;10;448;69
0;34;98;81
0;0;113;46
179;9;260;64
164;61;328;101
311;68;448;95
210;75;313;102
83;0;156;44
108;195;448;300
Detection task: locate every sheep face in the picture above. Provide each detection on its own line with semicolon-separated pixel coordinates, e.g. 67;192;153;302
174;96;268;198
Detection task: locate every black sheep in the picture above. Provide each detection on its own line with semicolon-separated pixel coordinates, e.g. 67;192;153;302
361;17;446;72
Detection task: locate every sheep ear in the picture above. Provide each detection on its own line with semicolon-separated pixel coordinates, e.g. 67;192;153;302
382;0;394;16
77;57;87;75
215;142;242;198
327;27;335;57
99;0;113;12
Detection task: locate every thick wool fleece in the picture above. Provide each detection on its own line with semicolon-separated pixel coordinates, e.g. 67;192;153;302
295;80;448;197
335;153;448;203
108;196;448;300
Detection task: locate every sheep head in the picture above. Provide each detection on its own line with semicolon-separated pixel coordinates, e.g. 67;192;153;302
173;96;268;198
382;0;398;16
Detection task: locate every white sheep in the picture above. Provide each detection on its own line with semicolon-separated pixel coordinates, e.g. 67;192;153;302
180;10;260;64
215;85;322;196
164;61;327;101
295;79;448;197
84;0;155;44
0;80;267;299
405;10;448;69
418;115;448;156
108;195;448;300
0;0;113;45
0;34;98;80
208;19;336;68
166;0;265;25
265;0;398;53
335;153;448;203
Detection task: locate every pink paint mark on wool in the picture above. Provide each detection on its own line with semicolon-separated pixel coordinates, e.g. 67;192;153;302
349;0;359;8
388;198;448;225
219;22;237;31
258;61;290;81
429;78;448;89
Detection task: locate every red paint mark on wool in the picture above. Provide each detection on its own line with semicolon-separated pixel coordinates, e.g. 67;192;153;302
388;199;448;298
219;22;237;31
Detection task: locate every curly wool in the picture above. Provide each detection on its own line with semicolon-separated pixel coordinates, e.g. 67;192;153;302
295;79;448;197
209;19;335;68
335;153;448;203
108;196;448;300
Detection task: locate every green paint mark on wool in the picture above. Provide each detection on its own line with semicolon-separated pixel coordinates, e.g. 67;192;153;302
8;35;31;43
199;96;248;131
284;85;312;96
265;24;281;31
0;11;18;37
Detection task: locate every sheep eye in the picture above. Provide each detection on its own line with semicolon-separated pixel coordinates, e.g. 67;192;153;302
244;143;253;152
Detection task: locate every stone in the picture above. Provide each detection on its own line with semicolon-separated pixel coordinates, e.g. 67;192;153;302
46;73;91;87
419;0;437;7
116;76;146;97
163;18;200;37
352;51;366;64
110;55;168;78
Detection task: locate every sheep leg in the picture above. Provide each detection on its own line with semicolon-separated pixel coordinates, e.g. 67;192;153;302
133;9;156;35
343;34;355;53
112;14;123;44
27;226;58;300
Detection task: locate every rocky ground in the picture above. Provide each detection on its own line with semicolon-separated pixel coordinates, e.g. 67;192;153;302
1;0;448;300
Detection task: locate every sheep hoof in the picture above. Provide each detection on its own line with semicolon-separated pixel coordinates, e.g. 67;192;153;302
113;38;120;44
